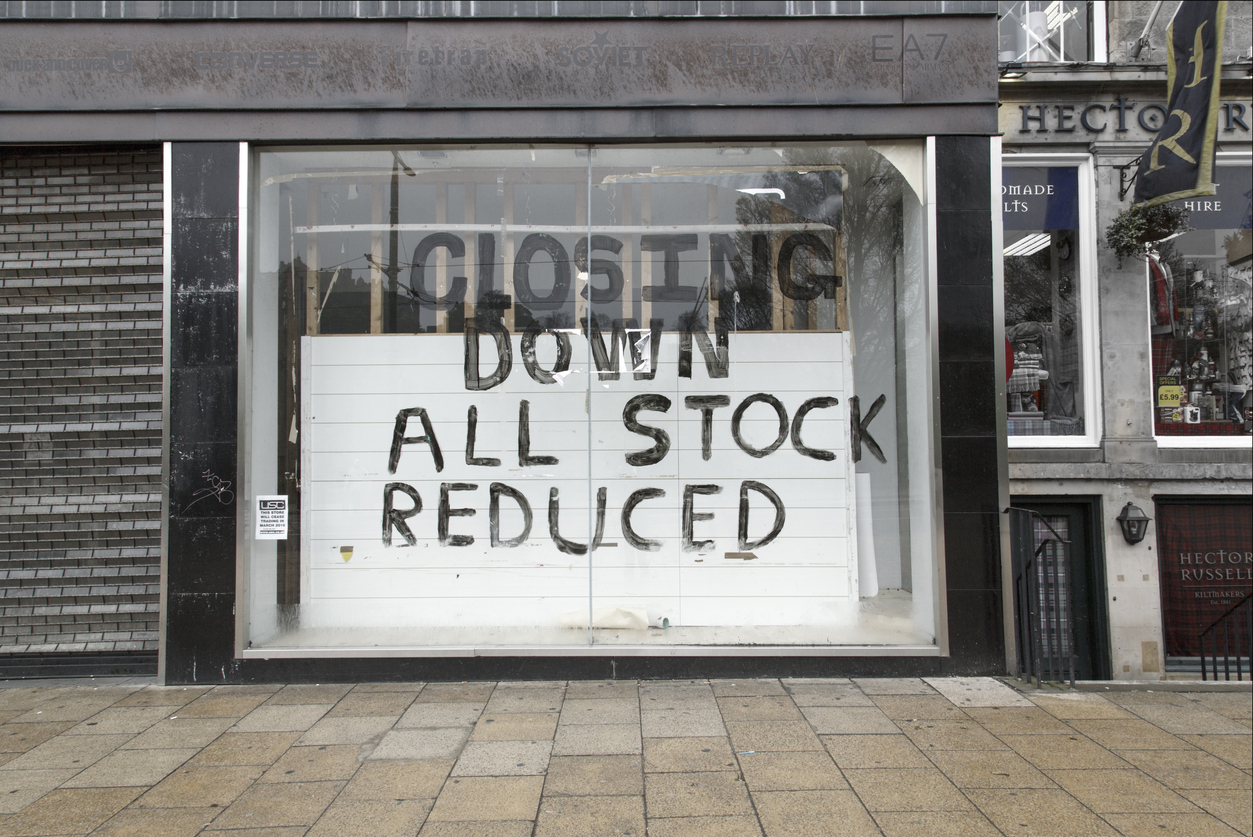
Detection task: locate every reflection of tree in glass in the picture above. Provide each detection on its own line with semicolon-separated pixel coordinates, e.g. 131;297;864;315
839;153;903;362
1004;248;1053;326
722;164;844;332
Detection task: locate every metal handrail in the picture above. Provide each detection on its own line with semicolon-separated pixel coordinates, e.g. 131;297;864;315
1005;507;1077;688
1200;594;1252;682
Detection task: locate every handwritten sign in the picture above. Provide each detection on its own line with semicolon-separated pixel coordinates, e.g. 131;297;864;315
300;328;857;630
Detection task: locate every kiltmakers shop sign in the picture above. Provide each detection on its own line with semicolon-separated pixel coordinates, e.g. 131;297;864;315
301;327;856;629
1156;501;1252;658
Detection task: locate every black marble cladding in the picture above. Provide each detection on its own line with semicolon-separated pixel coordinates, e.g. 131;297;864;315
934;135;1003;675
165;143;240;682
162;136;1004;683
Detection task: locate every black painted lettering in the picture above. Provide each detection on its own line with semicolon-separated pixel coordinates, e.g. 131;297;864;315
640;234;699;301
583;317;662;381
520;323;573;385
790;396;838;461
850;393;887;464
382;482;421;547
623;394;672;467
514;233;571;309
489;482;532;547
475;234;510;314
388;407;444;474
518;399;558;467
621;488;666;552
708;233;744;299
682;484;721;552
731;394;788;458
575;235;624;303
439;483;477;546
548;486;606;556
464;318;513;391
739;480;785;550
678;325;730;379
777;233;840;300
464;405;501;467
684;395;731;461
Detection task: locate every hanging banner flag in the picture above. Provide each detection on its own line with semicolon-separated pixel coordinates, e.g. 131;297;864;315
1133;0;1227;207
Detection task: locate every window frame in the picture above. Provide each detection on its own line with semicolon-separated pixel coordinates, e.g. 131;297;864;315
1001;152;1102;449
234;139;950;658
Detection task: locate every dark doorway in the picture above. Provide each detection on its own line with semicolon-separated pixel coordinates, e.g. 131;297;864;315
1009;497;1111;680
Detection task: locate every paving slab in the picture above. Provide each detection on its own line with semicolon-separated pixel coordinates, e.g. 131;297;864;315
340;758;452;800
645;771;753;818
426;775;544;822
872;810;1005;837
471;712;559;741
534;794;645;837
370;727;470;760
451;740;552;776
0;787;141;837
924;677;1033;707
305;797;432;837
90;806;222;837
843;767;974;812
542;755;643;796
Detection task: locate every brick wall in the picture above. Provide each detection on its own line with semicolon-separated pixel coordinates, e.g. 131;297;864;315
0;146;163;657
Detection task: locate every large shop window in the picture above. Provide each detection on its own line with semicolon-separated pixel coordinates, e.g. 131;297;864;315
244;143;939;653
1149;165;1253;443
1002;160;1097;443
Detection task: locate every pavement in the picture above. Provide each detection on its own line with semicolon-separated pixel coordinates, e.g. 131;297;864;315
0;676;1248;837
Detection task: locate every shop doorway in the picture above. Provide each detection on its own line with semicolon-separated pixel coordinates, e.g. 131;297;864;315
1009;497;1111;680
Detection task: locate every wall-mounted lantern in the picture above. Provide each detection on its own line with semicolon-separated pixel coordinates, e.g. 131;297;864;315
1116;502;1151;545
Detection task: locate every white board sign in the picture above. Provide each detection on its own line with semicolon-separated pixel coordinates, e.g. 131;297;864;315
300;328;856;630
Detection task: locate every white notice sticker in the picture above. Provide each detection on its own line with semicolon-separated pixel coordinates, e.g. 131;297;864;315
256;495;288;540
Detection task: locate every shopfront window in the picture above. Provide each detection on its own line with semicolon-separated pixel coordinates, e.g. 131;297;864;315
1149;166;1253;441
1003;161;1095;441
244;143;938;652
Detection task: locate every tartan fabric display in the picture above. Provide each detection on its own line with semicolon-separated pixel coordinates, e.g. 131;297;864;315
1156;421;1246;437
1031;516;1072;659
1006;418;1085;436
1156;501;1253;658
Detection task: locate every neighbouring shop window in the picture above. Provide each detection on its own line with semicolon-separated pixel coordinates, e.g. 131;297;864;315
998;1;1091;64
245;143;938;652
1003;164;1088;438
1156;499;1252;668
1150;168;1253;439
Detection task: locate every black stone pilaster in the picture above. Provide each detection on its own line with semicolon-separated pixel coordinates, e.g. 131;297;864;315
164;143;241;684
934;136;1005;675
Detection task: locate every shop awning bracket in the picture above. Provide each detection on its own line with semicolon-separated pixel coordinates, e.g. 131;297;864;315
1118;154;1144;201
